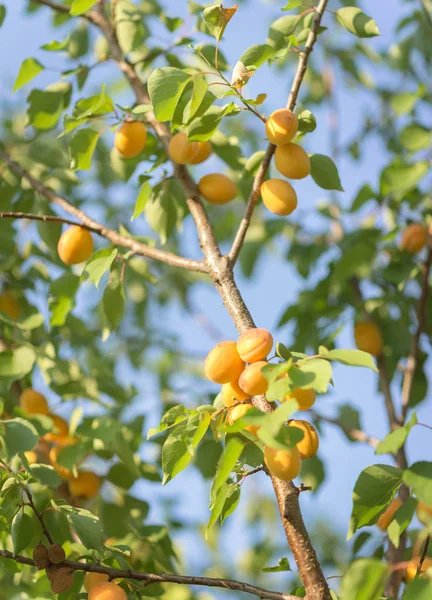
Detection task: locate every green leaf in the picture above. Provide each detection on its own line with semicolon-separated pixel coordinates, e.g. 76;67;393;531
208;481;229;528
69;128;100;171
210;437;244;504
220;484;241;524
113;431;140;477
11;513;34;554
75;85;114;119
29;464;62;489
147;405;191;438
0;346;36;385
310;154;344;192
399;123;431;152
83;248;118;288
239;44;274;69
188;103;238;141
387;497;417;548
0;312;44;330
103;280;126;331
350;183;376;212
319;348;378;372
348;464;403;538
282;0;302;11
148;67;191;122
293;357;333;393
336;7;380;38
27;83;71;130
185;75;208;122
145;179;186;245
301;455;325;492
339;559;388;600
276;342;291;361
162;426;192;485
49;273;80;327
203;4;238;41
403;578;432;599
185;412;211;454
40;37;70;52
70;0;97;16
403;462;432;505
13;58;44;92
132;181;152;221
262;557;291;573
380;162;429;196
375;413;418;456
390;92;420;116
57;504;104;550
1;419;39;457
267;15;298;50
0;5;5;27
297;110;317;134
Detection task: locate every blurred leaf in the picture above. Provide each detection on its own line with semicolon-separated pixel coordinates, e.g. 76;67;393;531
83;248;118;288
267;15;298;50
375;413;417;456
310;154;344;192
387;497;417;548
399;123;431;152
239;44;274;68
282;0;301;10
336;7;380;38
297;109;317;133
132;181;152;221
403;578;432;599
70;0;97;16
339;559;388;600
319;348;378;372
0;347;36;385
13;58;44;92
0;419;38;458
11;513;34;555
29;464;62;488
203;4;238;41
103;280;126;331
262;557;291;572
57;504;104;550
380;162;428;196
0;5;5;27
69;128;100;170
403;462;432;505
390;92;420;116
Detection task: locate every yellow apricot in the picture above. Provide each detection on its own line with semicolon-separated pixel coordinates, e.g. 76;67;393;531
189;141;212;165
377;497;403;530
168;132;199;164
227;403;260;436
69;471;102;499
417;501;432;524
284;387;316;411
198;173;237;205
237;328;273;363
57;226;94;266
114;121;147;159
265;108;298;146
354;321;383;356
405;557;432;583
0;290;20;320
24;451;38;465
20;389;49;416
84;572;109;592
43;414;69;444
264;445;301;481
400;223;428;254
288;420;319;459
238;361;268;396
221;381;250;407
274;143;311;180
204;341;245;384
261;179;297;216
89;582;127;600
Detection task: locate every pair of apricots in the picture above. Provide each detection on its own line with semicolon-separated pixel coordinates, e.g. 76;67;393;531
19;388;101;499
205;327;319;481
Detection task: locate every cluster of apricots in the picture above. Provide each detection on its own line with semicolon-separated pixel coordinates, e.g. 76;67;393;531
204;327;319;481
19;388;101;500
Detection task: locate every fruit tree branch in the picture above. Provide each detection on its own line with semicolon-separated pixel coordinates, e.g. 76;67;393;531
310;410;379;447
0;151;207;274
417;535;431;575
23;486;55;546
0;550;299;600
228;0;329;266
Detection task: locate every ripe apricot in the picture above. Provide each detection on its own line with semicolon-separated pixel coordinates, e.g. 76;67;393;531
264;445;301;481
57;226;94;266
221;381;250;407
238;361;268;396
237;328;273;363
265;108;298;146
189;141;212;165
114;121;147;159
377;497;403;530
198;173;237;205
84;572;109;592
274;143;311;180
400;223;428;254
43;414;69;444
68;471;102;499
354;321;383;356
227;403;260;436
20;388;49;415
260;179;297;216
0;290;20;320
24;451;38;465
405;557;432;583
417;501;432;524
204;341;245;384
168;132;199;164
88;582;127;600
288;420;319;459
283;387;316;411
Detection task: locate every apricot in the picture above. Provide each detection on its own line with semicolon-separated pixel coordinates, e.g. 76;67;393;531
417;501;432;524
274;143;311;180
238;361;268;396
0;290;20;320
189;141;212;165
400;223;428;254
57;226;94;266
43;414;69;444
260;179;297;216
204;341;245;384
237;328;273;363
114;120;147;159
68;471;102;499
227;403;260;436
20;388;49;416
168;132;199;164
264;445;301;481
377;497;403;530
288;420;319;459
283;387;316;411
88;582;127;600
354;321;383;356
24;451;38;465
405;557;432;583
265;108;298;146
84;572;109;592
221;381;250;407
198;173;237;205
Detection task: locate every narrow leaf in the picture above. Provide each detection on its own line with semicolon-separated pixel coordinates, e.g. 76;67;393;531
131;181;152;221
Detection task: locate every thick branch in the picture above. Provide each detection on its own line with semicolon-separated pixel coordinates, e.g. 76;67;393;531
0;152;207;273
228;0;329;266
310;410;379;448
0;550;298;600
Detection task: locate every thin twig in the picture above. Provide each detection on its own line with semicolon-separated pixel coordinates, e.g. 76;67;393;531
23;487;55;545
417;535;431;575
310;410;379;448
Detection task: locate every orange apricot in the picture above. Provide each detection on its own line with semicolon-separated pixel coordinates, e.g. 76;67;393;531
405;557;432;583
265;108;298;146
168;132;199;164
288;420;319;459
0;290;20;320
227;403;260;436
377;497;403;530
204;341;245;384
114;121;147;159
238;361;268;396
189;141;212;165
43;414;69;444
84;572;110;592
417;501;432;524
88;581;127;600
274;143;311;180
57;226;94;266
264;445;301;481
68;471;102;499
221;381;250;407
237;328;273;363
354;321;383;356
260;179;297;216
283;387;316;411
24;451;38;465
20;388;49;416
198;173;237;205
400;223;428;254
